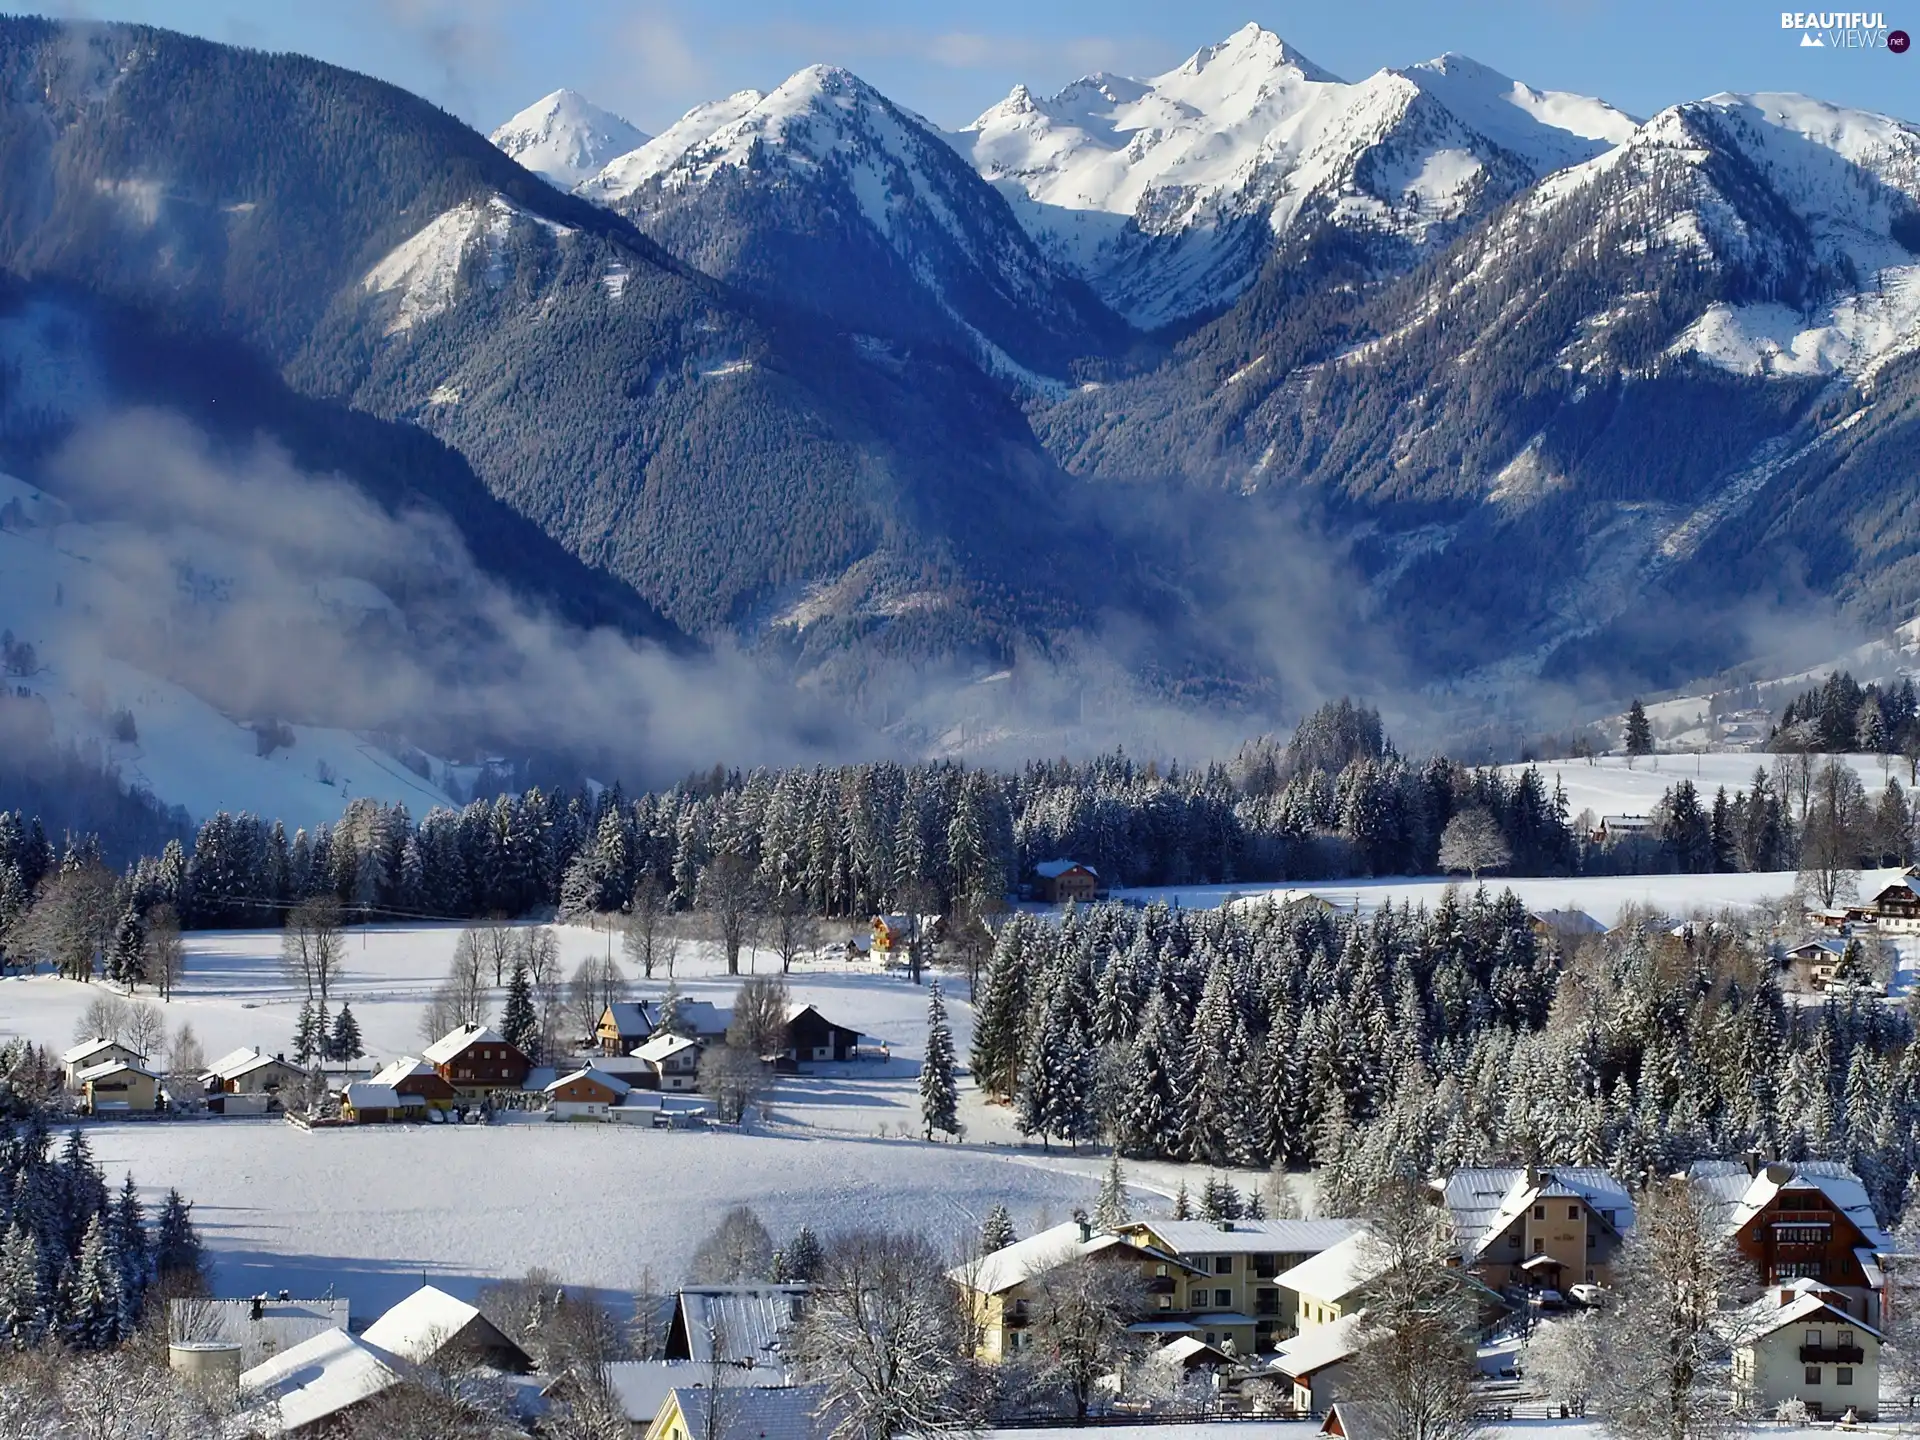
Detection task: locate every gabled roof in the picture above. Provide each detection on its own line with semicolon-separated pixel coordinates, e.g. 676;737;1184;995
1688;1160;1889;1248
1272;1311;1364;1378
1738;1279;1883;1345
1159;1335;1232;1367
635;1033;701;1063
76;1060;156;1084
1274;1233;1379;1305
360;1284;529;1370
662;1384;836;1440
665;1000;732;1035
1786;937;1849;959
240;1326;402;1433
673;1285;807;1369
545;1067;632;1097
62;1036;139;1066
949;1222;1173;1295
422;1024;509;1065
343;1082;421;1111
202;1046;267;1079
1438;1166;1635;1265
601;1000;657;1034
782;1002;855;1030
368;1056;436;1086
1529;909;1606;936
1128;1218;1362;1257
598;1360;766;1424
1034;859;1098;879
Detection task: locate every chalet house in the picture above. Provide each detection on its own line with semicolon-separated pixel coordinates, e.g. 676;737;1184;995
596;1001;658;1055
544;1067;630;1119
201;1048;308;1099
1434;1165;1635;1292
646;1385;837;1440
1690;1158;1889;1324
1591;814;1653;845
1866;876;1920;931
1116;1218;1364;1351
1033;859;1101;905
665;1284;808;1374
1272;1312;1363;1415
774;1004;860;1067
62;1036;146;1088
422;1024;531;1096
1527;910;1606;947
361;1284;533;1372
339;1081;423;1124
948;1220;1198;1362
1732;1279;1880;1420
634;1033;702;1092
78;1061;160;1114
870;914;912;954
366;1056;459;1110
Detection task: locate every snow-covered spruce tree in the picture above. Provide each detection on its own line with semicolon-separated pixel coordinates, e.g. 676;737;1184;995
979;1205;1016;1254
0;1223;46;1349
291;998;318;1065
108;1173;148;1335
1198;1174;1243;1223
501;958;540;1063
328;1004;364;1063
1092;1153;1130;1229
779;1225;824;1284
969;917;1030;1102
919;982;960;1142
64;1213;123;1351
1171;1181;1192;1220
152;1190;208;1295
106;905;144;991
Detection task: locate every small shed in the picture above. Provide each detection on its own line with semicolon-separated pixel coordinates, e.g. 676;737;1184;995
341;1082;424;1124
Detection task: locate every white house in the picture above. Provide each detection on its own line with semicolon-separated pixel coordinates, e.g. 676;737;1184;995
1733;1279;1880;1421
634;1033;703;1091
1271;1311;1364;1413
62;1037;146;1088
543;1067;632;1120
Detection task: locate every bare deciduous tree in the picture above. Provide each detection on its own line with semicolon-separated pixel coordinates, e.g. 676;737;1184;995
791;1230;969;1440
697;852;757;977
281;896;345;1005
144;904;185;1001
763;891;818;977
1526;1311;1605;1416
1438;808;1511;880
727;975;791;1059
15;865;122;980
124;1002;165;1066
689;1205;774;1283
622;875;671;980
700;1044;771;1126
1025;1253;1146;1419
75;992;130;1045
166;1022;205;1080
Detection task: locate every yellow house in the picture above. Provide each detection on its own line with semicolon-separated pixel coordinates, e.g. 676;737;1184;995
1734;1280;1880;1420
1277;1232;1378;1334
948;1221;1200;1362
1116;1218;1364;1352
646;1385;833;1440
78;1061;160;1114
1434;1165;1634;1292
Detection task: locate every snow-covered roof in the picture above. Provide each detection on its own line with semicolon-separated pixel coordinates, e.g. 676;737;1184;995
1131;1218;1363;1257
949;1222;1163;1295
1159;1335;1230;1366
545;1067;632;1097
178;1297;351;1364
1271;1311;1364;1377
240;1326;401;1433
1598;814;1652;829
75;1060;156;1084
1739;1279;1882;1345
368;1056;435;1086
1274;1233;1378;1305
1786;937;1850;958
422;1024;507;1065
666;1384;836;1440
601;1000;656;1034
675;1285;807;1368
635;1033;701;1063
1529;909;1607;936
1438;1166;1634;1265
1688;1159;1888;1248
592;1053;654;1077
666;1000;732;1035
62;1036;139;1066
1034;859;1098;879
359;1284;525;1368
598;1360;766;1424
343;1082;422;1111
202;1046;266;1079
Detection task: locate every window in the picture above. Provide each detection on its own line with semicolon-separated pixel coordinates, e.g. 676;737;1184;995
1838;1367;1854;1386
1191;1288;1210;1308
1156;1264;1169;1278
1806;1367;1821;1386
1533;1205;1545;1220
1215;1288;1232;1309
1569;1206;1580;1221
1215;1256;1233;1275
1533;1238;1546;1254
1806;1329;1823;1348
1837;1330;1854;1348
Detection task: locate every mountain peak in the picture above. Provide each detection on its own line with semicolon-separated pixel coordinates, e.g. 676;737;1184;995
491;89;648;189
1180;22;1339;85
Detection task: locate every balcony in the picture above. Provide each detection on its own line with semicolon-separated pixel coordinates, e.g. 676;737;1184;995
1800;1344;1864;1364
1146;1276;1176;1294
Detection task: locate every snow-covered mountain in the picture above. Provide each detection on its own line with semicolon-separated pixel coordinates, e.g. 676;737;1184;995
956;23;1638;327
575;65;1126;381
490;89;648;189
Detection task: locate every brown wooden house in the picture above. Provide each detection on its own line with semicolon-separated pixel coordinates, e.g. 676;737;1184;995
777;1004;861;1067
1033;860;1101;905
1867;877;1920;931
596;1002;658;1055
422;1024;531;1095
1691;1159;1889;1324
367;1057;459;1109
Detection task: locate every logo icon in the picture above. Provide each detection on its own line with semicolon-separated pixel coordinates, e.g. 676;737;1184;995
1801;30;1826;44
1891;27;1912;49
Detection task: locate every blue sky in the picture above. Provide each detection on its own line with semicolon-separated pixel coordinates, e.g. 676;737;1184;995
47;2;1919;135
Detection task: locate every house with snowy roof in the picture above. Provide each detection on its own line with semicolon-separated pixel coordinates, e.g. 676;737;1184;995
1032;859;1101;905
1117;1218;1364;1351
1527;909;1606;945
1731;1278;1881;1420
634;1032;703;1091
173;1294;351;1368
340;1081;424;1124
646;1384;839;1440
544;1066;631;1119
597;1000;658;1054
657;1000;733;1043
360;1284;532;1372
238;1324;402;1435
577;1360;772;1428
773;1003;861;1067
422;1023;531;1095
1433;1165;1634;1293
665;1284;807;1376
1690;1158;1889;1325
61;1036;145;1087
367;1055;459;1109
1783;936;1852;992
200;1047;307;1100
1866;874;1920;930
949;1219;1199;1362
1275;1232;1380;1336
77;1059;159;1114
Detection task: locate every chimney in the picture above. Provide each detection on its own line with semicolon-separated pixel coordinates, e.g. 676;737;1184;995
1218;1220;1233;1233
1744;1150;1765;1178
278;1290;291;1302
250;1295;264;1321
1523;1163;1539;1189
1779;1286;1795;1307
1765;1162;1795;1185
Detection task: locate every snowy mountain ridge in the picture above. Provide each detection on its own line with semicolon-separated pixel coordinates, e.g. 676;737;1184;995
489;88;648;189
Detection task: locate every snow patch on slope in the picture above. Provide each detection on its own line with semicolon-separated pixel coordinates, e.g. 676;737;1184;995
490;89;648;189
363;196;574;335
579;90;768;199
